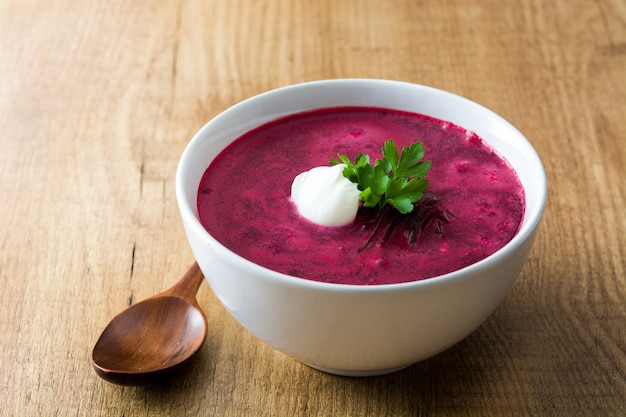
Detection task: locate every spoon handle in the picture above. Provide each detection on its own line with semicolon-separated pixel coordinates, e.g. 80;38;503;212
164;262;204;302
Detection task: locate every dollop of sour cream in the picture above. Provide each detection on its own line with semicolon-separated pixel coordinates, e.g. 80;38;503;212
291;164;360;227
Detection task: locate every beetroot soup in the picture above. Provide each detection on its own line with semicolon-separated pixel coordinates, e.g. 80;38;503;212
197;107;524;285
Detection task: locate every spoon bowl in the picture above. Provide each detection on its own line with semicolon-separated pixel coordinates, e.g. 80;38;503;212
92;263;207;385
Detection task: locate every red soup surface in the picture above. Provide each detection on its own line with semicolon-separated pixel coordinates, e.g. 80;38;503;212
197;107;525;285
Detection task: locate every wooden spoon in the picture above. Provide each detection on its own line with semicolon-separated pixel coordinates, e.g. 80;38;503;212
92;263;207;385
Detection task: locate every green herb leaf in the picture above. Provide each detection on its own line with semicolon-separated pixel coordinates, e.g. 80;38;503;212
331;139;431;215
382;140;399;171
393;177;428;201
387;198;415;214
359;187;380;207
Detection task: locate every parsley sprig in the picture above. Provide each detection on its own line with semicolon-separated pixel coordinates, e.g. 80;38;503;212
330;140;432;214
330;139;452;250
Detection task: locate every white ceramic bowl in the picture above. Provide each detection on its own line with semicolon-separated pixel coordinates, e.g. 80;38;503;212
176;79;547;376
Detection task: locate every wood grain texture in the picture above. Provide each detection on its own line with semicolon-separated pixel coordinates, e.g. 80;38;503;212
1;0;624;415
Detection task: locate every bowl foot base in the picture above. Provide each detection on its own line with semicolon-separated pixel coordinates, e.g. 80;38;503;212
305;362;412;377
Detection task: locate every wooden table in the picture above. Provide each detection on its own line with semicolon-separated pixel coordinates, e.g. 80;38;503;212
1;0;624;415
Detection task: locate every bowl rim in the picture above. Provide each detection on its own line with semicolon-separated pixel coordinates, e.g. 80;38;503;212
176;78;548;293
